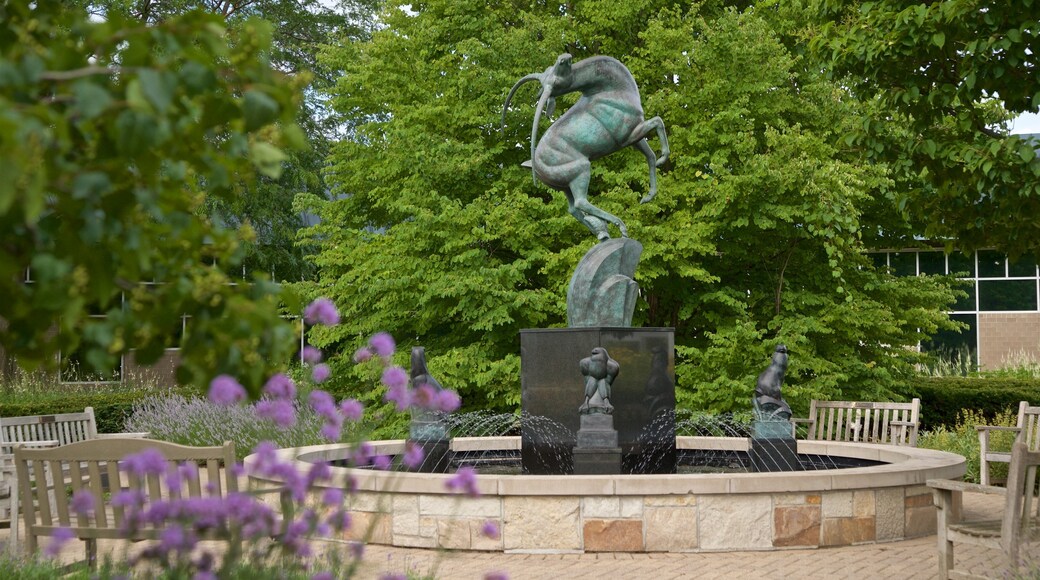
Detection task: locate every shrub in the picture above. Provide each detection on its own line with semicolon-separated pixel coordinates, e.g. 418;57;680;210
917;408;1019;484
124;394;347;461
898;376;1040;431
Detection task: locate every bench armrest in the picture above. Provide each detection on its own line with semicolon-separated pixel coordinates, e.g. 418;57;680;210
789;418;813;425
926;478;1007;496
12;440;60;449
889;420;916;426
95;432;150;439
975;425;1021;433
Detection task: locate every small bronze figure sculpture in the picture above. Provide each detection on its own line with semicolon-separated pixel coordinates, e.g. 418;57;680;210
502;54;670;241
579;347;620;413
754;344;792;420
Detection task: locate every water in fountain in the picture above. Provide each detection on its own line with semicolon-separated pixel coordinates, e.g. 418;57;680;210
675;410;875;472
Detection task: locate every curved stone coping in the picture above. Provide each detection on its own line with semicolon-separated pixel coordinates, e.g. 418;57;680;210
247;436;966;497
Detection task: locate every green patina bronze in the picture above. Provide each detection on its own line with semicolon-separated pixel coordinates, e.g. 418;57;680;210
502;54;669;241
567;238;643;327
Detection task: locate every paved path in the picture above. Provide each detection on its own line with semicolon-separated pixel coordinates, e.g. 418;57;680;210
2;492;1030;579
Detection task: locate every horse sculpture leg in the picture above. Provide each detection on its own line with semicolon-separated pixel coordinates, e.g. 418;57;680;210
633;139;658;204
562;159;628;239
628;116;670;203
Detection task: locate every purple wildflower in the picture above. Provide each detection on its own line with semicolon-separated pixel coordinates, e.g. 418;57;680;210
195;572;217;580
446;466;480;497
320;423;341;441
381;366;408;389
301;346;323;364
309;390;338;419
111;489;145;508
70;489;96;516
263;373;296;400
368;332;396;357
122;448;168;477
484;573;509;580
384;383;411;412
312;573;334;580
353;347;373;363
43;527;75;558
402;443;424;469
352;442;373;466
380;574;407;580
256;399;296;428
159;524;196;553
339;399;364;421
435;389;462;413
208;375;245;406
304;298;339;326
327;509;350;531
412;384;435;409
481;520;500;539
311;363;331;384
372;455;392;471
321;488;343;507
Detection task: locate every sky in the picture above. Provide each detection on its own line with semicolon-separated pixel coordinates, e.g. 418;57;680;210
1011;111;1040;135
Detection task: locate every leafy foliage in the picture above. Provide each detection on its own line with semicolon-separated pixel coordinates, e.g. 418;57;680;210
304;1;960;413
811;0;1040;259
0;1;303;393
918;408;1019;484
82;0;384;282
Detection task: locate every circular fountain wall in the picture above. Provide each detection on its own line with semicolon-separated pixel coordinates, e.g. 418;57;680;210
246;437;964;553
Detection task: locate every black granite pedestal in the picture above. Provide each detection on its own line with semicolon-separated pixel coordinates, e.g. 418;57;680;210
520;327;676;475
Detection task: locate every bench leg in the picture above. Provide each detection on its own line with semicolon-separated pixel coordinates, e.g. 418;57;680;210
87;538;97;570
934;489;956;578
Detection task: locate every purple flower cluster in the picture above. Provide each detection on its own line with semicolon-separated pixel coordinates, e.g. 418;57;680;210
303;297;339;326
445;466;480;497
208;375;245;406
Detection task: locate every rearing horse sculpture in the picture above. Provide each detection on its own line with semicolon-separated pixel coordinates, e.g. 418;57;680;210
502;54;670;240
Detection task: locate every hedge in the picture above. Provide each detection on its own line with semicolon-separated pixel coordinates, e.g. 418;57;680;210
0;389;191;433
899;377;1040;431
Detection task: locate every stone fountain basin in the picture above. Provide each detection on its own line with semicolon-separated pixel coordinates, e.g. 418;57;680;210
245;436;964;553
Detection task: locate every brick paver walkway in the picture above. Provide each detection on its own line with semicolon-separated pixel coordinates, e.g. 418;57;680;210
2;491;1030;579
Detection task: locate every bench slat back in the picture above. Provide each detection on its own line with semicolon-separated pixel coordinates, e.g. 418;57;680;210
1018;402;1040;450
0;408;98;455
1004;442;1040;552
806;399;920;445
14;438;236;539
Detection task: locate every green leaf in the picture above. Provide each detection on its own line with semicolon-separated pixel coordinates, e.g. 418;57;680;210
932;32;945;48
1019;144;1036;164
250;142;286;178
137;69;174;114
242;90;280;131
71;81;113;119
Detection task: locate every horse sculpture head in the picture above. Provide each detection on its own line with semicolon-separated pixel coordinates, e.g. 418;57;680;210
502;53;574;183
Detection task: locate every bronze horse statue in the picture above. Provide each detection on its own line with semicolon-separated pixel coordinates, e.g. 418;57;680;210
502;54;670;240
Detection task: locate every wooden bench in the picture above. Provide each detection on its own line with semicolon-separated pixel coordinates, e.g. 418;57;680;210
14;438;238;567
0;408;148;553
791;398;921;446
928;440;1040;579
977;401;1040;486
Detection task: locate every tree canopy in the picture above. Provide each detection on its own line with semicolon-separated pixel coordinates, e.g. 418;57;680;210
0;1;304;392
304;0;960;414
82;0;382;281
812;0;1040;259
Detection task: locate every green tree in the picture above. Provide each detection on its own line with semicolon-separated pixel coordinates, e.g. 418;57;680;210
304;0;960;413
0;1;304;393
85;0;382;281
811;0;1040;259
